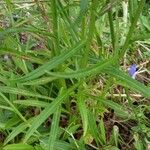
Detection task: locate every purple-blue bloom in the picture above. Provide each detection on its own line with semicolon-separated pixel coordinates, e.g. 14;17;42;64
128;64;137;79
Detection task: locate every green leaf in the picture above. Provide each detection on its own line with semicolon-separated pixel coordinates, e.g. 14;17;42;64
102;99;130;118
103;145;120;150
4;116;21;129
140;15;150;31
3;143;35;150
13;100;50;108
47;58;113;78
48;106;61;150
22;77;57;85
0;27;53;38
99;119;106;144
16;41;85;82
54;141;75;150
0;48;45;64
88;110;101;145
77;92;88;137
40;138;76;150
0;86;51;100
0;92;27;123
23;84;78;142
104;67;150;98
89;95;134;119
4;118;35;145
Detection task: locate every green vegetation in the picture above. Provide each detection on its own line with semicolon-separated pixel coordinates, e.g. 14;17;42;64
0;0;150;150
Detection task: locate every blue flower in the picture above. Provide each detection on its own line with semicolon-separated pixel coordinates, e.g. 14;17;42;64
128;64;137;79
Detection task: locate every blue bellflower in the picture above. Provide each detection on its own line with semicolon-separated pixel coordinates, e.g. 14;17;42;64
128;64;137;79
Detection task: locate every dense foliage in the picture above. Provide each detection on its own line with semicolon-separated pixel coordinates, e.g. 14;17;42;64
0;0;150;150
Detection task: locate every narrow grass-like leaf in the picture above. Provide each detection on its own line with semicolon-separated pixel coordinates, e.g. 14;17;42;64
4;116;21;129
40;138;76;150
0;92;27;123
0;27;53;38
97;0;117;17
0;105;13;111
101;99;133;118
110;125;119;147
77;92;88;137
0;86;51;100
4;119;34;145
120;0;146;57
99;119;106;144
82;0;98;67
16;41;85;82
13;100;50;108
104;67;150;98
54;141;76;150
73;0;88;27
14;100;69;114
47;58;114;78
3;143;35;150
0;48;45;64
57;1;79;43
88;110;101;145
23;84;78;142
0;75;7;83
88;95;133;119
51;0;59;56
62;124;80;140
131;33;150;42
108;4;115;51
22;77;57;85
48;106;61;150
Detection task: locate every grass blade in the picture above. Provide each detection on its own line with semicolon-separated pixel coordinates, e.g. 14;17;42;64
0;86;51;100
3;143;35;150
23;84;79;142
77;92;88;137
48;106;61;150
4;118;34;145
13;100;50;108
0;48;45;64
47;58;114;78
16;41;85;82
0;92;27;123
22;77;57;85
104;67;150;98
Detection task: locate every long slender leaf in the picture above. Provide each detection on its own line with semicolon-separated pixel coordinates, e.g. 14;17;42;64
104;67;150;98
48;106;61;150
3;143;35;150
0;92;27;123
0;48;45;64
23;84;79;142
16;41;85;82
46;58;114;78
13;100;50;108
77;92;88;137
4;118;35;145
0;86;51;100
22;77;57;85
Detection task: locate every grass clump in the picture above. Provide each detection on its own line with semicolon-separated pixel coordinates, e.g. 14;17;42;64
0;0;150;150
